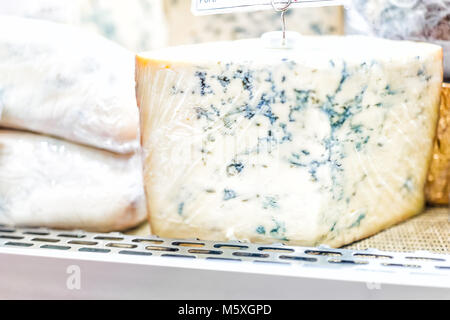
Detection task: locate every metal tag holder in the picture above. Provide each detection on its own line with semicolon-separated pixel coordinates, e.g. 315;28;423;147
191;0;344;15
272;0;292;45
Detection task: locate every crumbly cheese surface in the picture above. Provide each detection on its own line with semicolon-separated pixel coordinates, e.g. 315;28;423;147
137;36;442;247
426;83;450;205
0;130;146;232
165;0;344;46
0;15;138;154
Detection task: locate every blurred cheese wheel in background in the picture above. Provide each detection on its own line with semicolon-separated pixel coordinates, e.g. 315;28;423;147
0;0;78;23
346;0;450;79
0;0;167;52
164;0;344;46
77;0;167;52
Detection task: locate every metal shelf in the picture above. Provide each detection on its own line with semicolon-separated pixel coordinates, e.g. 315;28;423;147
0;226;449;299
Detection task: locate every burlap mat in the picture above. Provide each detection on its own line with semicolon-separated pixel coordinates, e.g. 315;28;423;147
126;207;450;254
345;207;449;254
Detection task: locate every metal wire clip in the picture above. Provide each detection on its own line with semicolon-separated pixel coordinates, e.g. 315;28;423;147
271;0;292;46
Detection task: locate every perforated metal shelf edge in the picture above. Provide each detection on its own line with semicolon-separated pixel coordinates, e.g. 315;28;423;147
0;225;449;299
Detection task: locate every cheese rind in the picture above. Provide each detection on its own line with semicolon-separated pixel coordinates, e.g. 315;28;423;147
0;16;138;154
0;130;146;232
164;0;344;46
136;36;443;247
426;83;450;205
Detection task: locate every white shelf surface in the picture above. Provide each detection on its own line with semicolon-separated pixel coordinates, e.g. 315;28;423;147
0;226;449;299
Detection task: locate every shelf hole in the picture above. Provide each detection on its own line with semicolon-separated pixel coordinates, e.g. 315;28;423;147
254;260;290;265
145;246;179;252
58;234;86;239
41;245;71;251
382;263;421;269
68;240;98;246
305;250;342;257
132;239;164;244
5;242;33;247
0;235;24;240
172;241;205;248
405;256;446;262
161;254;196;259
279;255;317;262
94;236;124;241
435;266;450;270
354;253;392;260
258;247;295;253
31;238;60;243
214;244;248;250
106;243;137;249
233;252;269;258
79;248;110;253
206;257;241;262
24;231;50;236
329;259;368;265
188;249;222;255
119;250;152;256
0;228;16;233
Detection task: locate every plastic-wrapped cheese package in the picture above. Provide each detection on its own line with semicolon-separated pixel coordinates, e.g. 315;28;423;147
0;16;138;154
136;36;443;247
0;130;146;232
164;0;344;46
346;0;450;78
426;83;450;205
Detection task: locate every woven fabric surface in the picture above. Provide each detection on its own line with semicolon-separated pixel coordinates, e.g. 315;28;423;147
345;207;449;254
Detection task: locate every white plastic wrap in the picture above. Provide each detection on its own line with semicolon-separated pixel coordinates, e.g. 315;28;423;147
346;0;450;78
0;130;146;232
0;15;139;154
136;36;442;248
164;0;344;46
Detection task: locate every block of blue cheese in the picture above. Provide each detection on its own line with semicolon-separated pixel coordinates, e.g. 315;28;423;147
0;15;139;154
136;36;443;247
164;0;344;46
0;130;146;232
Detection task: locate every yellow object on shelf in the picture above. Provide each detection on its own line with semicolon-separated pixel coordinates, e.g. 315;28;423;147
426;83;450;205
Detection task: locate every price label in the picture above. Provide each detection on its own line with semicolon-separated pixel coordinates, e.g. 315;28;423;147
191;0;345;15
